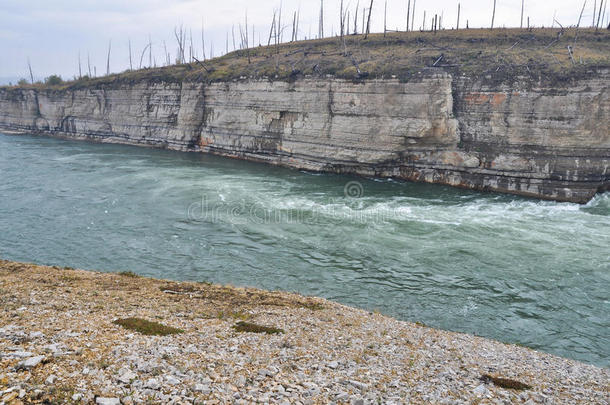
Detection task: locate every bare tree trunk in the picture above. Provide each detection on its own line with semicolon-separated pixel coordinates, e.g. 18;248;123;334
365;0;374;39
384;0;387;37
593;0;597;27
521;0;525;28
296;8;300;41
423;10;426;31
128;39;133;70
87;52;92;77
268;12;276;46
574;0;587;53
106;40;111;76
411;0;416;31
150;35;154;67
340;0;344;38
354;0;359;34
491;0;496;29
319;0;324;39
597;0;605;28
26;58;34;84
407;0;411;31
78;51;82;78
457;3;461;30
201;20;206;61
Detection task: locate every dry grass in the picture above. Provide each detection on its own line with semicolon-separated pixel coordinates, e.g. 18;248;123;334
4;28;608;92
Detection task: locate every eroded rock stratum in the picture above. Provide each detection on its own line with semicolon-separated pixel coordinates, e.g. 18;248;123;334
1;70;608;202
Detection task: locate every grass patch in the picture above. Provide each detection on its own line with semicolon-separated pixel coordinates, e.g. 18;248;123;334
480;374;532;391
113;318;184;336
232;321;284;335
117;271;140;278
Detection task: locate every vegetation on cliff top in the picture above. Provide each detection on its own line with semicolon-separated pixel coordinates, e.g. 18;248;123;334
4;28;609;90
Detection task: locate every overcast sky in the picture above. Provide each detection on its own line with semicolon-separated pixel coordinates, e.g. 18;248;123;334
0;0;599;81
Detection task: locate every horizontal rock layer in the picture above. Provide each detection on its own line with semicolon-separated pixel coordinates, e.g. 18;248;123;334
0;70;608;203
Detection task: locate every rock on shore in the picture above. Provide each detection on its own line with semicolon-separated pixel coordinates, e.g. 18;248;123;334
0;259;607;404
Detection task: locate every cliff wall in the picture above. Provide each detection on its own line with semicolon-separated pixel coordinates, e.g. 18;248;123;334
0;70;608;203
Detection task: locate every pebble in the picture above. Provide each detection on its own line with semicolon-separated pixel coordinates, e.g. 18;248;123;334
45;375;57;385
17;355;45;370
95;398;121;405
1;260;608;404
144;378;161;390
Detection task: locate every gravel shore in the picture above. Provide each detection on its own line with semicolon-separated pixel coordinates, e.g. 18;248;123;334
0;260;607;404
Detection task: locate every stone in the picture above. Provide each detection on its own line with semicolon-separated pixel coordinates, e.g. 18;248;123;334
165;375;181;385
144;378;161;390
17;355;45;370
45;375;57;385
473;384;488;396
118;369;138;384
1;351;33;359
327;361;339;369
95;398;121;405
193;383;211;394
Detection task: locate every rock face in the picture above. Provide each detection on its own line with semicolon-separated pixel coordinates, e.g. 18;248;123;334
0;70;608;202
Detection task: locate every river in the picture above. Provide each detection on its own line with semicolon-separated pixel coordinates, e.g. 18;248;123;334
0;132;608;367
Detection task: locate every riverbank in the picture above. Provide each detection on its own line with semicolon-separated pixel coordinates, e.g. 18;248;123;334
0;260;607;404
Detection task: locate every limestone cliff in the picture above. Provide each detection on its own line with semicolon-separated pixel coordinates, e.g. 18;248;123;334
0;69;608;203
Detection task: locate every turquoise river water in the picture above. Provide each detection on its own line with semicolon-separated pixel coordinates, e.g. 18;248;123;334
0;133;608;367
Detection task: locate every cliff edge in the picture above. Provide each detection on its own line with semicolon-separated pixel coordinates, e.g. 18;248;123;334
1;29;608;202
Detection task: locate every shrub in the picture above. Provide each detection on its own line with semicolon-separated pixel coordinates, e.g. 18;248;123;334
44;75;63;86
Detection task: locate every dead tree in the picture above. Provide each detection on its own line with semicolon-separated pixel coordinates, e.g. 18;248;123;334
340;0;344;38
457;3;461;30
491;0;496;30
87;52;92;77
597;0;605;28
319;0;324;39
150;35;154;67
296;8;301;41
572;0;588;60
128;39;133;70
139;43;151;69
411;0;416;31
27;58;34;84
593;0;597;27
384;0;387;37
78;51;82;78
407;0;411;31
189;30;193;62
106;40;111;76
354;0;359;34
201;20;206;61
268;12;277;46
365;0;374;39
521;0;525;28
292;11;297;41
